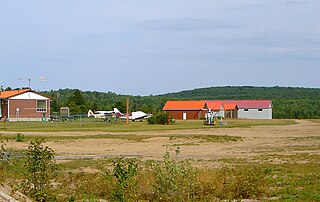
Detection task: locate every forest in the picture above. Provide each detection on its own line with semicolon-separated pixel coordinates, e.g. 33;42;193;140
42;86;320;119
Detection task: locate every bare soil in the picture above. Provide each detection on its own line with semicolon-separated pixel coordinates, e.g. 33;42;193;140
2;120;320;163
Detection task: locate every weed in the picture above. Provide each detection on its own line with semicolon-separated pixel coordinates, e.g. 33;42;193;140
111;157;139;201
170;134;242;143
0;135;7;183
148;151;199;201
21;139;57;201
15;133;24;142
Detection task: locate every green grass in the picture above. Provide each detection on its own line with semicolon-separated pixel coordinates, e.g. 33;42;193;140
0;119;297;132
309;119;320;123
1;133;243;144
0;118;316;201
169;134;243;142
3;156;319;201
1;133;153;142
290;136;320;141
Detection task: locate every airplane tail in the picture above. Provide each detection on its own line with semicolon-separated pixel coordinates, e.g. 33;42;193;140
113;108;124;116
88;110;94;117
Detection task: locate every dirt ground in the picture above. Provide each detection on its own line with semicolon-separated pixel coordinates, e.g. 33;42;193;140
2;120;320;163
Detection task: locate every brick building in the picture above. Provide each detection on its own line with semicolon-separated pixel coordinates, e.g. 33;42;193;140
0;89;51;121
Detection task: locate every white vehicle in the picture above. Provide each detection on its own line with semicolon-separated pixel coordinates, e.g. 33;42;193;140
87;108;122;119
88;108;152;121
114;108;152;121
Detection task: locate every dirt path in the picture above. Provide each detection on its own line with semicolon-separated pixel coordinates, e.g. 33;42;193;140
2;120;320;162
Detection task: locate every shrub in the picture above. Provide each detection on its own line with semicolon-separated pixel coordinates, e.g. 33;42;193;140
0;136;7;183
200;166;269;200
111;157;139;201
147;112;174;125
0;135;7;161
21;139;57;201
15;133;24;142
148;152;199;201
58;171;113;201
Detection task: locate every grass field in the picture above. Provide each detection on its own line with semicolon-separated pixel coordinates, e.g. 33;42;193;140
1;118;319;201
0;118;296;132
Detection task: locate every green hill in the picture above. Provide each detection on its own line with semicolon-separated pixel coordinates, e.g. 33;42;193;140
158;86;320;100
44;86;320;119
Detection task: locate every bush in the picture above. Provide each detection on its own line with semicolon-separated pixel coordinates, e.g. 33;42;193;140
0;136;7;183
147;112;175;125
147;152;199;201
21;139;57;201
200;166;269;200
15;133;24;142
111;157;139;201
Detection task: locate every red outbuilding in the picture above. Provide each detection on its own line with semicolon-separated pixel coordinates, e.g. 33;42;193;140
163;100;208;120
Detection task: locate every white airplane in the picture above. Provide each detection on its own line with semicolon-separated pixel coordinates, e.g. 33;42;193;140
87;108;122;119
114;108;152;121
88;108;152;121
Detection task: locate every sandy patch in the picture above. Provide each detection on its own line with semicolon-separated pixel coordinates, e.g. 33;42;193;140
2;120;320;162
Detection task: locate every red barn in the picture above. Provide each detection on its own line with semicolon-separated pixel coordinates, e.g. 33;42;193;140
163;100;208;120
0;89;51;121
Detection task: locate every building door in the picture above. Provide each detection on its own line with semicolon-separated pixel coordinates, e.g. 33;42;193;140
16;108;20;118
182;113;187;120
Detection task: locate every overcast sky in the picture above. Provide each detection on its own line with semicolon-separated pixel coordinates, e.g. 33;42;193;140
0;0;319;95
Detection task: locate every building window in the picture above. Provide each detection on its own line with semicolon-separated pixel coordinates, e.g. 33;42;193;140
37;100;47;112
244;109;249;111
258;109;263;111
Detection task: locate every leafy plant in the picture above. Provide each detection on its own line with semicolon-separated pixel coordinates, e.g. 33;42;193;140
111;157;138;201
21;139;57;201
0;135;7;161
15;133;24;142
147;112;174;125
0;136;8;183
210;166;268;200
148;151;199;201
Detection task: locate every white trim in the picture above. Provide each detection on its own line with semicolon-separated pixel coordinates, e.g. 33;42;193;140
36;100;47;112
10;92;49;100
7;100;10;119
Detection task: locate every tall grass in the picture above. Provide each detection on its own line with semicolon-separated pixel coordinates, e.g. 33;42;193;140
2;155;320;201
1;154;271;201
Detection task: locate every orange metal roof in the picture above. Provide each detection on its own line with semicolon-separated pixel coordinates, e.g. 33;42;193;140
163;100;207;110
0;89;31;99
210;100;271;109
206;101;223;111
223;104;238;110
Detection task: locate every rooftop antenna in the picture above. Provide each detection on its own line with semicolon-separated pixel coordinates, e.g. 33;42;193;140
0;85;3;95
18;77;31;89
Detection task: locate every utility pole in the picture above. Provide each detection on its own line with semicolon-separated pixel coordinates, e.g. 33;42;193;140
126;98;129;125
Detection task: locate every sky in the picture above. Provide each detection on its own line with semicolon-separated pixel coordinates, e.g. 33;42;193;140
0;0;319;95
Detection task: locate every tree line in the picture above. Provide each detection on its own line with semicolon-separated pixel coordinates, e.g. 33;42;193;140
39;86;320;119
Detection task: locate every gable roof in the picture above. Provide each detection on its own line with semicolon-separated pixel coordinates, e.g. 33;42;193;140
223;104;238;110
211;100;272;109
163;100;207;110
206;101;224;111
0;89;31;99
0;89;51;99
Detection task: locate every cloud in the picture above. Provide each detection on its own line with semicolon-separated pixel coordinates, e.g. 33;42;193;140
135;18;242;32
286;0;308;5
